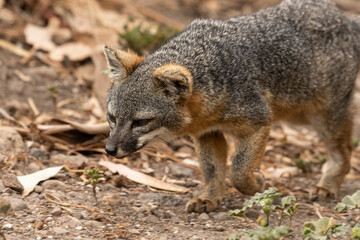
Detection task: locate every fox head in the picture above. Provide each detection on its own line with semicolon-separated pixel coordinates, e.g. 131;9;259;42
103;46;194;158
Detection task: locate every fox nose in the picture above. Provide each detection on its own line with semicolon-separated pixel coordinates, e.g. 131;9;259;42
105;144;117;156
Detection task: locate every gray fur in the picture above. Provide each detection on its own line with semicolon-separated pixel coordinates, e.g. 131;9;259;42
105;0;360;212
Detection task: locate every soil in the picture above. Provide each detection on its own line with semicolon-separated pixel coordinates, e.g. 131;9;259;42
1;1;360;240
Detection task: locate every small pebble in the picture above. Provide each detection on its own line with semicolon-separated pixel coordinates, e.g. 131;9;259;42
2;223;13;230
51;207;62;216
75;226;83;231
42;180;67;191
214;226;225;232
198;212;210;220
2;173;24;192
34;185;44;193
213;212;229;221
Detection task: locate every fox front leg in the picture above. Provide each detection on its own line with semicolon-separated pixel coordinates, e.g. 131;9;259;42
231;126;270;195
186;131;227;213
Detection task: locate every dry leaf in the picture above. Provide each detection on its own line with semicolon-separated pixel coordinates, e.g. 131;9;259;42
264;166;300;179
24;24;55;51
17;166;64;196
82;96;104;118
99;161;189;193
49;42;92;62
60;119;109;135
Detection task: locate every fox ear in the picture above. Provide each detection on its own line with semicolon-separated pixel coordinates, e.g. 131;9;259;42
103;46;144;84
153;63;193;97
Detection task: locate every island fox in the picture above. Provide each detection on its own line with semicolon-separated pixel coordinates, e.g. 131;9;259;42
103;0;360;212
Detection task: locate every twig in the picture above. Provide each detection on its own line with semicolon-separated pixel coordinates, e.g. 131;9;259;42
313;203;323;218
27;97;40;116
0;39;29;57
14;70;31;82
45;193;96;212
339;211;360;216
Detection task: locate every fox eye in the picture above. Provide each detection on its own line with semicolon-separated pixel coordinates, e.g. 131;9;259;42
108;114;116;123
132;119;152;128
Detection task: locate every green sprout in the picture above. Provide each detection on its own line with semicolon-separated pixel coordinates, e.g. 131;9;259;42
120;20;178;55
352;224;360;240
84;168;104;204
229;187;282;225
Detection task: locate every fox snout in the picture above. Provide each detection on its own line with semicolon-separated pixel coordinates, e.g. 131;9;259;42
105;132;138;158
105;143;117;156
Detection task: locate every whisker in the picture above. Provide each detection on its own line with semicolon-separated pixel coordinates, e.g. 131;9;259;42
155;136;171;145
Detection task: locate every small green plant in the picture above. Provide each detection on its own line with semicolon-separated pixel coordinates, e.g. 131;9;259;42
352;224;360;240
0;203;11;215
228;188;297;240
120;19;178;55
353;138;360;148
276;196;299;227
226;225;292;240
335;190;360;213
302;217;350;240
229;187;282;222
295;159;312;173
229;187;298;227
84;168;104;204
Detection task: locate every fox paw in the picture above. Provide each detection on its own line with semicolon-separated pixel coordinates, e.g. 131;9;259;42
185;196;220;213
310;185;338;201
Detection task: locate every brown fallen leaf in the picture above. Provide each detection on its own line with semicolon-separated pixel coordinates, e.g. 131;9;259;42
99;161;189;193
49;42;92;62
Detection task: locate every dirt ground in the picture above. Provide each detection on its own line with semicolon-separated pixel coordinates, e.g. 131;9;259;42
1;0;360;239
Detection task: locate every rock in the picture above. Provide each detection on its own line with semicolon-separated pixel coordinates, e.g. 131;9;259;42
204;223;212;229
168;164;194;178
34;185;43;193
42;180;67;191
2;223;13;230
25;218;36;223
213;212;229;221
3;197;28;211
25;162;41;173
146;215;159;223
83;220;102;229
59;215;81;227
198;213;210;220
214;226;225;232
75;226;83;231
29;148;48;160
102;193;122;205
51;154;88;169
2;173;24;192
71;211;84;220
102;183;115;191
0;126;25;155
50;207;62;216
0;198;11;215
52;227;68;235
